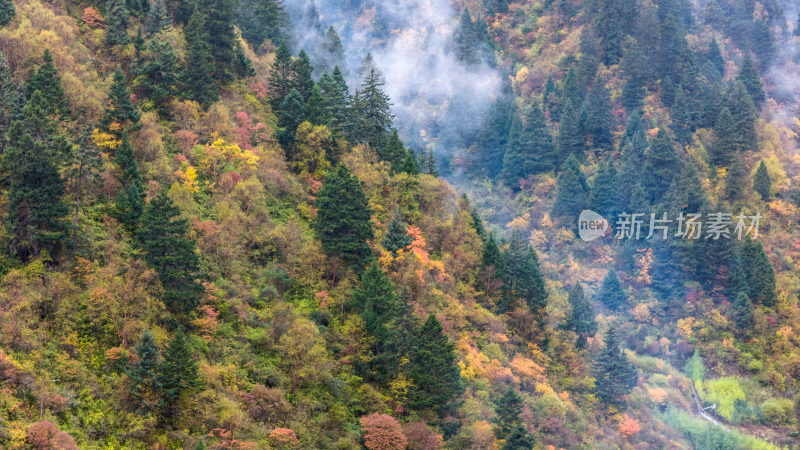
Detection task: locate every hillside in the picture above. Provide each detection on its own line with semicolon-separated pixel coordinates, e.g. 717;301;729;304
0;0;798;448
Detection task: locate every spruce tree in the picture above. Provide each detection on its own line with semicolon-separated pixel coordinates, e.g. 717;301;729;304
197;0;238;84
592;327;638;407
725;155;747;202
493;388;535;450
319;66;351;134
181;9;218;107
0;0;14;27
353;67;394;149
481;232;506;298
276;88;306;153
454;8;478;64
105;0;131;47
552;155;588;222
159;331;200;418
584;77;614;152
588;161;618;218
382;209;412;255
620;39;650;112
557;99;583;163
725;82;758;153
753;160;771;201
599;269;626;310
732;291;754;332
114;130;145;230
501;101;555;185
737;54;765;110
237;0;286;47
643;128;681;201
0;52;22;138
380;129;407;172
305;84;328;126
741;238;777;307
145;0;171;34
561;66;582;107
564;284;597;348
352;263;399;384
708;39;725;76
316;26;346;75
670;89;695;144
711;107;737;166
401;148;420;175
314;165;374;267
136;191;203;315
543;74;561;120
127;330;163;414
136;39;178;113
26;50;68;118
407;314;464;414
503;231;548;320
475;84;513;177
102;69;141;134
268;43;295;111
292;50;314;101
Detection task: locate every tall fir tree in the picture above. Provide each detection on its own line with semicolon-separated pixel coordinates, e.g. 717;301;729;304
352;263;399;384
314;165;374;268
493;388;535;450
503;231;548;321
753;160;771;201
475;83;513;177
196;0;237;84
292;50;314;101
353;67;394;149
741;238;777;307
180;9;218;107
127;330;163;414
26;50;68;118
407;314;464;415
401;147;420;175
561;66;582;107
276;88;306;153
599;269;626;310
102;69;141;134
136;39;178;113
382;208;412;255
113;130;145;230
643;128;681;201
711;107;737;166
584;77;614;152
159;331;200;418
268;43;295;111
725;81;758;153
145;0;171;34
737;54;765;110
708;39;725;76
105;0;131;47
454;8;479;64
588;161;618;218
552;155;588;222
501;101;556;185
136;191;203;315
237;0;286;47
380;130;407;173
316;26;347;76
0;0;13;26
732;291;754;332
557;99;584;163
319;66;351;134
563;284;597;348
592;327;638;407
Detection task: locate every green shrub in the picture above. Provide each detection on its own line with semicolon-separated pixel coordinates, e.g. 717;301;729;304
760;398;794;424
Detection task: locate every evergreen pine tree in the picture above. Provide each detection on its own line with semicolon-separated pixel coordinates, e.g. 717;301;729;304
670;88;695;144
564;284;597;348
732;291;754;332
584;77;614;152
711;107;737;166
708;39;725;76
753;160;771;201
196;0;238;84
26;50;68;118
599;269;626;310
314;165;374;268
592;327;638;407
454;8;478;64
382;209;412;255
493;388;535;450
588;161;618;218
114;130;145;230
474;83;513;177
561;66;582;107
737;54;765;110
643;128;681;201
105;0;131;47
552;155;588;222
422;149;439;176
725;155;747;203
353;67;394;149
305;84;328;126
557;99;583;163
352;263;399;384
127;330;163;414
276;88;306;152
102;69;141;134
741;238;777;307
319;66;351;134
159;331;200;418
401;148;420;175
136;191;203;315
268;43;295;111
0;0;14;27
180;9;218;107
145;0;171;34
292;50;314;101
543;74;561;120
501;101;556;184
380;129;407;172
725;81;758;153
751;19;775;63
316;26;346;76
237;0;286;47
0;52;21;137
503;231;548;320
407;314;464;414
136;39;178;113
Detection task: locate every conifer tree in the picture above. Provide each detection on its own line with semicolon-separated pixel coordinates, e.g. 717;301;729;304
127;330;163;414
503;231;547;319
379;129;407;172
197;0;237;84
620;39;650;112
589;161;618;218
643;128;681;201
382;209;411;255
314;165;373;268
114;131;145;230
592;327;638;407
557;99;583;162
795;13;800;37
305;84;328;126
316;26;346;75
751;19;775;63
26;50;68;118
237;0;286;47
353;263;399;384
670;88;694;144
501;101;555;185
725;155;747;202
180;9;218;107
564;284;597;348
0;52;19;137
136;39;178;113
737;54;765;110
584;77;613;152
561;66;582;107
268;43;295;111
159;331;200;418
145;0;171;34
353;67;394;149
407;314;464;414
708;39;725;76
401;148;420;175
475;84;513;177
454;8;478;64
0;0;14;27
493;388;535;450
292;50;314;101
732;291;754;332
422;149;438;176
599;269;626;310
725;82;757;153
552;155;588;222
105;0;131;47
753;160;771;201
136;191;203;315
711;107;736;166
480;232;506;299
276;88;306;152
102;69;141;134
319;67;351;134
741;238;777;307
543;74;560;120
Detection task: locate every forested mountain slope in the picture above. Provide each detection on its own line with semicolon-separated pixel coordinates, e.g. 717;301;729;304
0;0;798;448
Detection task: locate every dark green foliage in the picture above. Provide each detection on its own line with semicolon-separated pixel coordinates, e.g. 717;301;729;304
314;165;373;268
237;0;286;47
670;88;695;144
589;0;629;65
543;74;560;120
737;54;765;110
353;67;394;149
557;99;583;162
318;67;351;134
316;26;346;76
380;129;407;173
474;86;513;178
708;39;725;76
710;107;736;166
741;238;777;307
564;284;597;348
401;148;420;175
599;270;626;310
481;232;506;294
561;66;582;107
751;19;774;63
197;0;238;84
180;9;218;107
105;0;131;46
493;388;535;450
382;209;411;255
0;0;14;27
584;77;613;152
159;331;200;418
732;291;754;332
501;102;556;186
136;39;178;113
276;88;306;151
0;52;22;137
102;69;140;133
589;161;617;218
643;128;681;201
455;8;479;64
503;231;547;319
268;43;294;111
725;155;747;202
552;155;588;222
754;160;771;201
353;263;399;384
292;51;314;101
145;0;171;34
576;28;600;86
304;84;328;126
592;327;638;407
420;149;439;176
127;330;163;414
725;82;758;152
136;191;203;315
3;124;68;261
407;314;464;415
114;131;145;230
26;50;68;118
